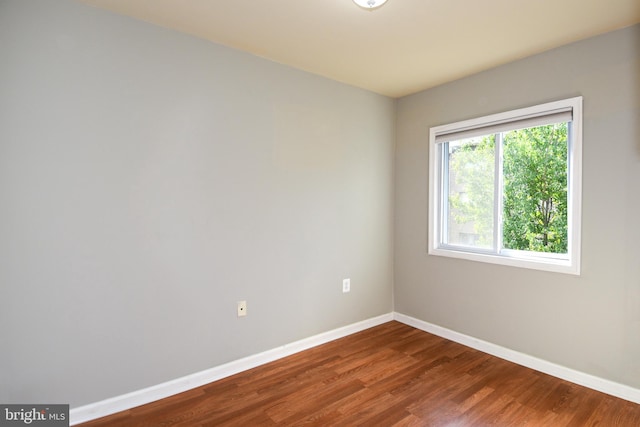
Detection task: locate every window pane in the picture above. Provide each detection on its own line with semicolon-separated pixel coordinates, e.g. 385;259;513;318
446;135;495;249
502;123;568;254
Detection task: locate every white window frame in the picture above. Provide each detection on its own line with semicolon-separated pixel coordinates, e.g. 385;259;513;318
428;97;582;275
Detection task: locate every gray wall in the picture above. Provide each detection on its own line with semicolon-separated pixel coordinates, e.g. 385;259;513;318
395;24;640;388
0;0;394;406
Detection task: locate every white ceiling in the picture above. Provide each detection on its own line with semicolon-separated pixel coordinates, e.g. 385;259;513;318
78;0;640;98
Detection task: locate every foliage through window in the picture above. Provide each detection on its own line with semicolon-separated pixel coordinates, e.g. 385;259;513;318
429;98;582;274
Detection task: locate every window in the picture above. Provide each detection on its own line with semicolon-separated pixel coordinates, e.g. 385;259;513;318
428;97;582;274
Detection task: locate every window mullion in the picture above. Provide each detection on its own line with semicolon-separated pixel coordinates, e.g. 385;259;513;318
441;143;450;246
496;132;504;253
494;133;504;254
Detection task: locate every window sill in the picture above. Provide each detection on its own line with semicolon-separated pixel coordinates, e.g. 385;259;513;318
428;246;580;275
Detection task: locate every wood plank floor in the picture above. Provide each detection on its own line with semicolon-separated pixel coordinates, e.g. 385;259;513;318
79;321;640;426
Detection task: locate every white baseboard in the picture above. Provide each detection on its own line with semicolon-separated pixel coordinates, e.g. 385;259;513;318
393;312;640;405
71;311;640;425
70;313;393;425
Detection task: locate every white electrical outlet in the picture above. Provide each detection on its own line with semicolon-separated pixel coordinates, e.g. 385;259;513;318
342;278;351;293
237;300;247;317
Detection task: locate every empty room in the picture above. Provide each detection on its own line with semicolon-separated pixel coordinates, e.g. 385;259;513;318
1;0;640;425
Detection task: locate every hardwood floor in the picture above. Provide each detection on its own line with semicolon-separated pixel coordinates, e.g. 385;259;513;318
79;321;640;426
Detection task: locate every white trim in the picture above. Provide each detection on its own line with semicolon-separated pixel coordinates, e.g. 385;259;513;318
393;312;640;405
69;313;393;425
